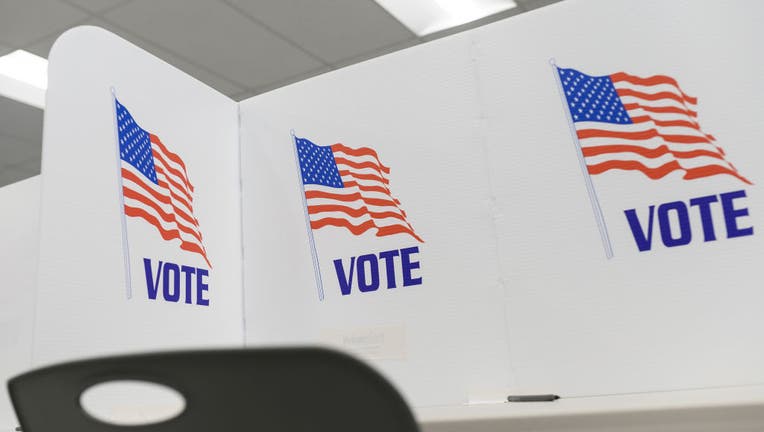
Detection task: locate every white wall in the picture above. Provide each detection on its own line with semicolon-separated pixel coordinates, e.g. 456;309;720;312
0;176;40;430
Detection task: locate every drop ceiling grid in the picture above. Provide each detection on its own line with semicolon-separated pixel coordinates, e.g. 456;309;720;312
0;0;565;187
1;0;565;99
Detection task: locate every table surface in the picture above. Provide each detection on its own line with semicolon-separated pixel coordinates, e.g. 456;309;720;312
416;384;764;432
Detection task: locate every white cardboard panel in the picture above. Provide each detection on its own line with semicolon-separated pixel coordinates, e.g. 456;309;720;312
240;34;512;406
28;0;764;415
33;27;243;367
476;0;764;395
240;0;764;404
0;176;39;430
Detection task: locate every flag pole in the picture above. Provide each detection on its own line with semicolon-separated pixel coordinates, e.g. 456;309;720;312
291;130;325;301
111;88;133;298
549;59;614;259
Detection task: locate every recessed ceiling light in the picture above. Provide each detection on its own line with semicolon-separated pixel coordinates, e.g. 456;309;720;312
0;49;47;109
376;0;517;36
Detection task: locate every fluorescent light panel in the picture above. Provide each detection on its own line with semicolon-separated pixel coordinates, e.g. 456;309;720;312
376;0;517;36
0;49;48;109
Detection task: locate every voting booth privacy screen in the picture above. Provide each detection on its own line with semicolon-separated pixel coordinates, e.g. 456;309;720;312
15;0;764;418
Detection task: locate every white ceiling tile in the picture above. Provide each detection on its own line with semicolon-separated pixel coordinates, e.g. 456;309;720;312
0;96;43;144
136;42;246;98
0;134;40;169
516;0;564;11
224;0;417;64
230;89;259;102
0;165;36;187
26;19;245;97
103;0;325;89
24;32;59;58
26;19;139;58
15;156;41;174
0;167;21;186
329;37;420;70
419;5;525;42
63;0;130;14
26;19;120;58
0;0;88;47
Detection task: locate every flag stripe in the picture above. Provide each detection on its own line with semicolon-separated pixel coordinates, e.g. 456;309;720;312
122;187;204;243
335;151;415;232
149;135;194;192
309;217;423;242
587;159;751;184
331;143;391;173
154;159;193;204
153;152;194;203
117;101;210;267
308;203;408;222
610;72;697;102
155;166;197;218
582;144;726;160
122;167;204;240
122;180;209;262
577;128;713;144
122;168;169;204
585;153;727;170
593;160;748;183
305;189;403;209
622;103;697;118
334;157;392;177
341;180;402;203
298;137;421;243
124;205;211;267
616;88;692;105
338;169;391;185
630;116;701;130
123;167;201;234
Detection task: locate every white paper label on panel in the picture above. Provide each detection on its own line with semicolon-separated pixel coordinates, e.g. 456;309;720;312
320;324;407;361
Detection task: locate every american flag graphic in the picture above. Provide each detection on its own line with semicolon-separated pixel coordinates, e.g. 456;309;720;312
295;136;423;243
115;99;211;268
557;67;751;184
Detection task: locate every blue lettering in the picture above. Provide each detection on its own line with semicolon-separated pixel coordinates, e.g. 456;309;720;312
401;246;422;286
624;206;655;252
143;258;163;300
658;201;692;247
141;258;209;305
196;268;209;306
721;190;753;238
181;265;195;304
333;257;356;296
624;189;753;252
378;249;399;289
162;263;181;302
689;195;718;242
357;254;380;292
334;247;423;295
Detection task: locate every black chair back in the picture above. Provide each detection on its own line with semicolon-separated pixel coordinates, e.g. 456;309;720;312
8;348;420;432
